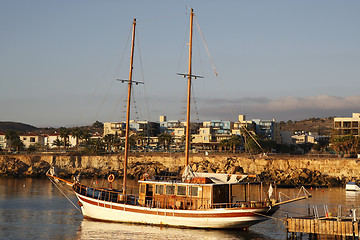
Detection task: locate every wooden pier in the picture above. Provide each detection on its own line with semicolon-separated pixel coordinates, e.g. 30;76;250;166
286;205;360;239
286;217;359;239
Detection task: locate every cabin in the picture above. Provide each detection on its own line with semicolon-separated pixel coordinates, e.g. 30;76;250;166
71;168;275;211
138;173;271;210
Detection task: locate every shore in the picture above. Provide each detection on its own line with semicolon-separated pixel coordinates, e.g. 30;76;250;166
0;153;357;187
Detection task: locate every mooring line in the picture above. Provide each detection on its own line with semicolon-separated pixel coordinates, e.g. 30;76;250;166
47;175;82;213
253;211;286;224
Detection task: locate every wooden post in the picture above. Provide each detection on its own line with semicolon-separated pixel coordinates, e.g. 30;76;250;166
247;183;250;203
286;214;289;240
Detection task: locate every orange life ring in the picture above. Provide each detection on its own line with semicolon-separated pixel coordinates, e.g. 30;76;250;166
107;174;115;183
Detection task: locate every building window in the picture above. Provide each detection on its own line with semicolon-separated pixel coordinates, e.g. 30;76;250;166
177;186;186;196
30;137;35;142
166;185;175;195
188;186;198;197
155;185;164;195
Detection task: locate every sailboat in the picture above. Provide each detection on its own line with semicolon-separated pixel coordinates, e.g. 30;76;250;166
47;9;310;229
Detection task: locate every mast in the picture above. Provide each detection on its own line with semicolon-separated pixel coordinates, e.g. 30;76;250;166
184;9;194;167
123;18;136;197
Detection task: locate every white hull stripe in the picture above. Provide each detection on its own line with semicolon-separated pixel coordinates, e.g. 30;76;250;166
77;194;271;218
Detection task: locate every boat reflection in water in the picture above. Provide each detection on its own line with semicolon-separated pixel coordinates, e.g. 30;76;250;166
76;219;275;240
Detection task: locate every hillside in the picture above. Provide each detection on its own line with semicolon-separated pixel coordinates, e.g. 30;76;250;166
0;121;103;135
280;117;333;135
0;122;38;133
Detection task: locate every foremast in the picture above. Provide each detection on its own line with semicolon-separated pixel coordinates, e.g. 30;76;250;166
123;18;136;197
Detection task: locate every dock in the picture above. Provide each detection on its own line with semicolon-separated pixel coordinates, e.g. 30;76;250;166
286;205;360;239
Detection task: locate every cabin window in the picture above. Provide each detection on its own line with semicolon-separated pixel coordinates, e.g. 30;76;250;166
155;185;164;195
140;184;146;194
177;186;186;196
165;185;175;195
30;137;36;142
189;186;198;197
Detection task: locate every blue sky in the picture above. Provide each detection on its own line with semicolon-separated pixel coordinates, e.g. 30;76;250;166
1;0;360;127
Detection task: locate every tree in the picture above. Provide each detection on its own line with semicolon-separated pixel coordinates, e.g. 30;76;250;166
92;121;104;129
103;134;115;152
52;138;63;151
88;138;105;153
5;130;22;152
246;135;263;154
134;132;146;150
59;127;70;150
80;130;92;147
158;133;173;151
259;139;277;153
228;135;243;153
219;139;229;152
313;138;329;152
331;135;359;157
112;132;123;152
71;128;83;150
128;135;137;149
27;145;37;153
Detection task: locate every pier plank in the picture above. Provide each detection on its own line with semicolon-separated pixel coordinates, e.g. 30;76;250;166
286;217;360;237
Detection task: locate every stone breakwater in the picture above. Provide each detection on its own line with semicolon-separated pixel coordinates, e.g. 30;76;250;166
0;153;359;186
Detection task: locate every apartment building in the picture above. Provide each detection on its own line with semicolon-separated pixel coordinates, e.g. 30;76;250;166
0;131;6;149
20;133;45;148
291;131;328;145
333;113;360;137
104;121;159;137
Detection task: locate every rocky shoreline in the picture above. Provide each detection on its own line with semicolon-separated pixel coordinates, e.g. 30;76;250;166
0;153;355;187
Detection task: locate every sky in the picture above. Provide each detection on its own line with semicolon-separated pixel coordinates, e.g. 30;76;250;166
1;0;360;127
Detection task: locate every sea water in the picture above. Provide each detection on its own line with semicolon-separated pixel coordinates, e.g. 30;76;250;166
0;178;359;240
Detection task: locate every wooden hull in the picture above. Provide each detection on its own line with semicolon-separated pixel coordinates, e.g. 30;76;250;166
75;193;278;229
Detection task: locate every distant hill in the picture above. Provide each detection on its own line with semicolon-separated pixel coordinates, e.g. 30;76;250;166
280;117;333;135
0;121;104;135
0;122;38;133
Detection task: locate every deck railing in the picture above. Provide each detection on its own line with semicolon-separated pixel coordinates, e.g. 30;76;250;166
74;182;270;210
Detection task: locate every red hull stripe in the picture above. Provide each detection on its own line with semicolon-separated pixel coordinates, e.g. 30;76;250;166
78;195;268;218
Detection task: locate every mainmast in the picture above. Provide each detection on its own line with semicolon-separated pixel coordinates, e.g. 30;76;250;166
184;9;194;166
123;18;136;197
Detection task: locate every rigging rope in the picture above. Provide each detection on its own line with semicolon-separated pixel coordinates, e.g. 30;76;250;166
136;28;152;125
110;85;127;122
194;17;217;77
252;211;286;224
92;25;133;124
76;24;132;126
195;15;266;154
47;175;81;213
